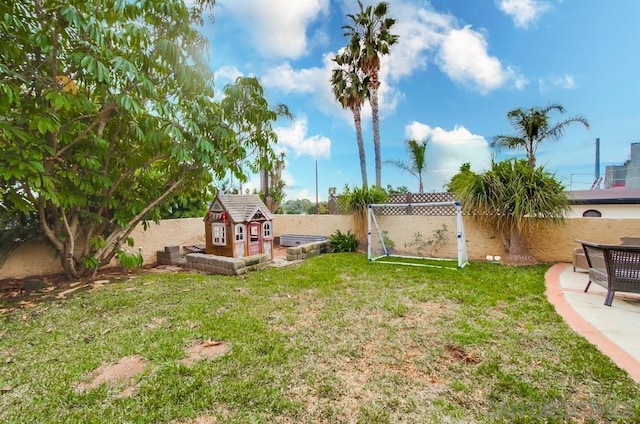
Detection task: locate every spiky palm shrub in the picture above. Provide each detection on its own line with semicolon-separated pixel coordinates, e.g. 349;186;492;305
338;185;388;249
451;159;570;264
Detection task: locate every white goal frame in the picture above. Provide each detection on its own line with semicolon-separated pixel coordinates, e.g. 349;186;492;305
367;201;469;269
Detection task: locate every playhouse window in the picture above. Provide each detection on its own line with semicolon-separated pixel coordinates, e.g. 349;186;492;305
263;222;272;239
212;223;226;246
235;224;245;242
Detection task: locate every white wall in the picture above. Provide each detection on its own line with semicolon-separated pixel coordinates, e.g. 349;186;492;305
568;204;640;218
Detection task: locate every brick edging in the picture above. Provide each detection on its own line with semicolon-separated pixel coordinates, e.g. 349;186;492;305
545;263;640;382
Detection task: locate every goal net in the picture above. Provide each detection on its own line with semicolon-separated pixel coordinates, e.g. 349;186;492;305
367;201;469;269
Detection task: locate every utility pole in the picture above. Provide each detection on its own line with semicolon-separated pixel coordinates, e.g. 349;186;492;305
595;137;600;181
315;160;319;214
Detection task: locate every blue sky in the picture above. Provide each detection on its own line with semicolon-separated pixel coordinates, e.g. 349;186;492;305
203;0;640;201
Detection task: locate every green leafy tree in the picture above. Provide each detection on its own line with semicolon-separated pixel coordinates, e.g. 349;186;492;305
0;0;274;280
159;180;214;219
316;201;329;214
384;138;429;193
280;199;314;215
267;152;287;212
343;0;398;187
493;103;589;167
385;184;409;194
448;159;570;264
331;52;369;187
220;76;293;206
255;152;286;212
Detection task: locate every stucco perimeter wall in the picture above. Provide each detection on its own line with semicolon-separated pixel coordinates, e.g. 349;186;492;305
0;217;206;279
530;218;640;262
2;215;640;279
273;214;352;238
368;215;501;260
0;215;350;280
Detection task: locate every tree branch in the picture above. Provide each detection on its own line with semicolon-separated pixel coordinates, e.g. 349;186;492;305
55;103;117;159
94;175;186;260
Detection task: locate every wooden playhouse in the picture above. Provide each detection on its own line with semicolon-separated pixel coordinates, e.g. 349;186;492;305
204;194;274;260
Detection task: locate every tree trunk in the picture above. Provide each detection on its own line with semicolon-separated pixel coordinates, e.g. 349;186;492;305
353;106;368;188
370;85;382;187
526;140;536;168
502;226;538;265
352;209;368;252
61;241;79;280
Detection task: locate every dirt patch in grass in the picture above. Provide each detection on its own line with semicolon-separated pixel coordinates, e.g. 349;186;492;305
74;340;229;397
74;355;149;397
180;340;230;365
443;344;480;365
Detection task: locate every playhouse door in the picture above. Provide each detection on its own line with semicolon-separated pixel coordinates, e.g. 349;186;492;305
248;222;261;255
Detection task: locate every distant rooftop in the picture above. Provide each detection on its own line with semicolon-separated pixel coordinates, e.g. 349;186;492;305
567;188;640;204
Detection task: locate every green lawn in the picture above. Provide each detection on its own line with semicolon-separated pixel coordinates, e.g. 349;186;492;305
1;253;638;423
370;255;460;269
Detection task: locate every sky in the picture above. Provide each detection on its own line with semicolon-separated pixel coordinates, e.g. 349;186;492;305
201;0;640;201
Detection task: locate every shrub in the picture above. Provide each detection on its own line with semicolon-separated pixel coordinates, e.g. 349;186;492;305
329;230;359;253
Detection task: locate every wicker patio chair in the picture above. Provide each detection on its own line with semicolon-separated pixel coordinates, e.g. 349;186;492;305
578;240;640;306
573;236;640;272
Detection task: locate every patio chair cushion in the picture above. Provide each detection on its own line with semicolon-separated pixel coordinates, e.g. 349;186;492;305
573;247;589;271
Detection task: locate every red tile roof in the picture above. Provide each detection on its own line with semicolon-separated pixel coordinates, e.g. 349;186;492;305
566;188;640;204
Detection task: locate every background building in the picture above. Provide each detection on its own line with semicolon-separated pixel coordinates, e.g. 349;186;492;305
605;142;640;188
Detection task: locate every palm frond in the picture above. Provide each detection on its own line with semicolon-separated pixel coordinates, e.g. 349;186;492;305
496;103;589;167
383;158;418;178
492;135;527;150
541;116;590;142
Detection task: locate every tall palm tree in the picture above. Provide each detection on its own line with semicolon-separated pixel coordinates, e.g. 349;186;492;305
384;138;429;193
331;52;369;188
343;0;398;187
449;159;570;265
493;103;589;167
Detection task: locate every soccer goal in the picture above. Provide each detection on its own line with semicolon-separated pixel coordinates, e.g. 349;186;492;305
367;201;469;269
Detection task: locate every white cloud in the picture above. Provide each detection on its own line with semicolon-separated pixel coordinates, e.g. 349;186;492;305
213;66;244;98
405;121;492;190
287;188;313;202
437;26;527;94
261;0;526;121
539;74;576;92
261;53;358;123
217;0;329;59
276;117;331;159
381;3;451;82
214;65;242;84
262;62;324;95
496;0;551;28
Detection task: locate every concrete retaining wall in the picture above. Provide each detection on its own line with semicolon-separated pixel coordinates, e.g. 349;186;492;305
185;253;270;275
286;240;332;261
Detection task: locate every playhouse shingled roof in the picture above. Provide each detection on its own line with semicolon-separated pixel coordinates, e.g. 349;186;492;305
213;194;273;222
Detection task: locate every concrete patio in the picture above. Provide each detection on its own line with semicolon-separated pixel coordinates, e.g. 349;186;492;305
546;263;640;382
